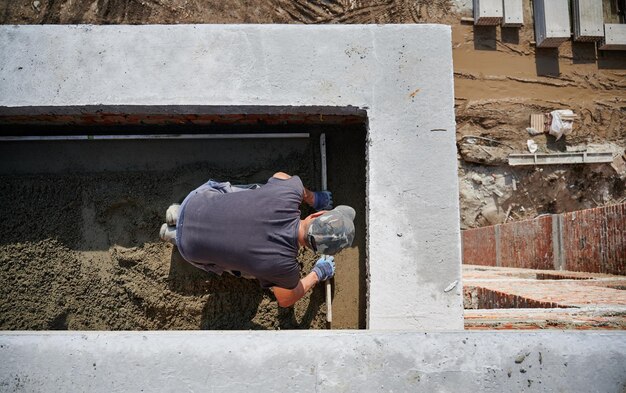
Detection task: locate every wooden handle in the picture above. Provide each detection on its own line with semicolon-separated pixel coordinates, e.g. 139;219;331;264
325;279;332;323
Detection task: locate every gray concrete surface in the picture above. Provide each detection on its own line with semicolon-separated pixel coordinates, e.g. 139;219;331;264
1;331;625;392
0;25;461;330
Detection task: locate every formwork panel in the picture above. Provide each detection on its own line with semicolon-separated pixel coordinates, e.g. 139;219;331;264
502;0;524;27
600;23;626;50
562;204;626;275
463;203;625;274
573;0;604;42
534;0;571;47
473;0;503;25
462;216;554;270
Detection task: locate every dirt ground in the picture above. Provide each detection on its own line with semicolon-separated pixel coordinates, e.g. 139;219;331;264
452;1;626;228
0;0;458;24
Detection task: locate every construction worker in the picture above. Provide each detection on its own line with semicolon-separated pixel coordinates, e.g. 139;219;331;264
159;172;355;307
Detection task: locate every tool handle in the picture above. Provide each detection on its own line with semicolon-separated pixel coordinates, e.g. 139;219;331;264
320;133;333;324
325;279;332;323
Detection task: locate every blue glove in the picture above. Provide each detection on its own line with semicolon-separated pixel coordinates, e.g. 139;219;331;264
312;255;335;281
313;191;333;211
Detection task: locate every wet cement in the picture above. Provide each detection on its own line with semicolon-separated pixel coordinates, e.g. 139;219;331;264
0;124;367;330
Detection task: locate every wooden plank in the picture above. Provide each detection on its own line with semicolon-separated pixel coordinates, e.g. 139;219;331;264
530;113;546;132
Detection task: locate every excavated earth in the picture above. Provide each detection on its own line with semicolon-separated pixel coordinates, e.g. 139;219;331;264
0;158;329;330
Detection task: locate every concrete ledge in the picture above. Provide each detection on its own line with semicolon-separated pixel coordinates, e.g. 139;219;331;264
1;331;625;392
0;24;461;330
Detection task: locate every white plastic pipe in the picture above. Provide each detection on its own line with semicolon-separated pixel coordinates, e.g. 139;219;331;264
320;133;332;325
0;133;310;141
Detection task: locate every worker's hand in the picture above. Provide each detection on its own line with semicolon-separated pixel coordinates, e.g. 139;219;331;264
313;191;333;211
312;255;335;282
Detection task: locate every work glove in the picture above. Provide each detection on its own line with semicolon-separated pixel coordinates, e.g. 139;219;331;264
312;255;335;281
313;191;333;211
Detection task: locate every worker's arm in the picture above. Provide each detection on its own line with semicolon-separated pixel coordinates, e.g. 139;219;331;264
272;171;332;210
273;256;335;308
273;272;320;308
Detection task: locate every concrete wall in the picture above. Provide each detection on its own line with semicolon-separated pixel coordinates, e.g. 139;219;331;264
462;203;626;275
1;331;625;392
0;25;461;330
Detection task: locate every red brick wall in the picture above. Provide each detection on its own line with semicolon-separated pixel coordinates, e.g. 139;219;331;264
462;203;625;275
562;203;625;275
499;216;553;270
462;215;553;269
464;286;568;309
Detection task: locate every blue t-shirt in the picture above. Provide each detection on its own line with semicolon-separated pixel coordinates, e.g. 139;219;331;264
176;176;303;289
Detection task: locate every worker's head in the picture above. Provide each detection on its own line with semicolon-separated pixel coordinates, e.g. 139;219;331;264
305;205;356;255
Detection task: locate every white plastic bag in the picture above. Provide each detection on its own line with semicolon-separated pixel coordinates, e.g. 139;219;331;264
549;110;575;141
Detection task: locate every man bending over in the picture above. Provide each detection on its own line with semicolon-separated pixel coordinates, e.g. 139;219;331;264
159;172;355;307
